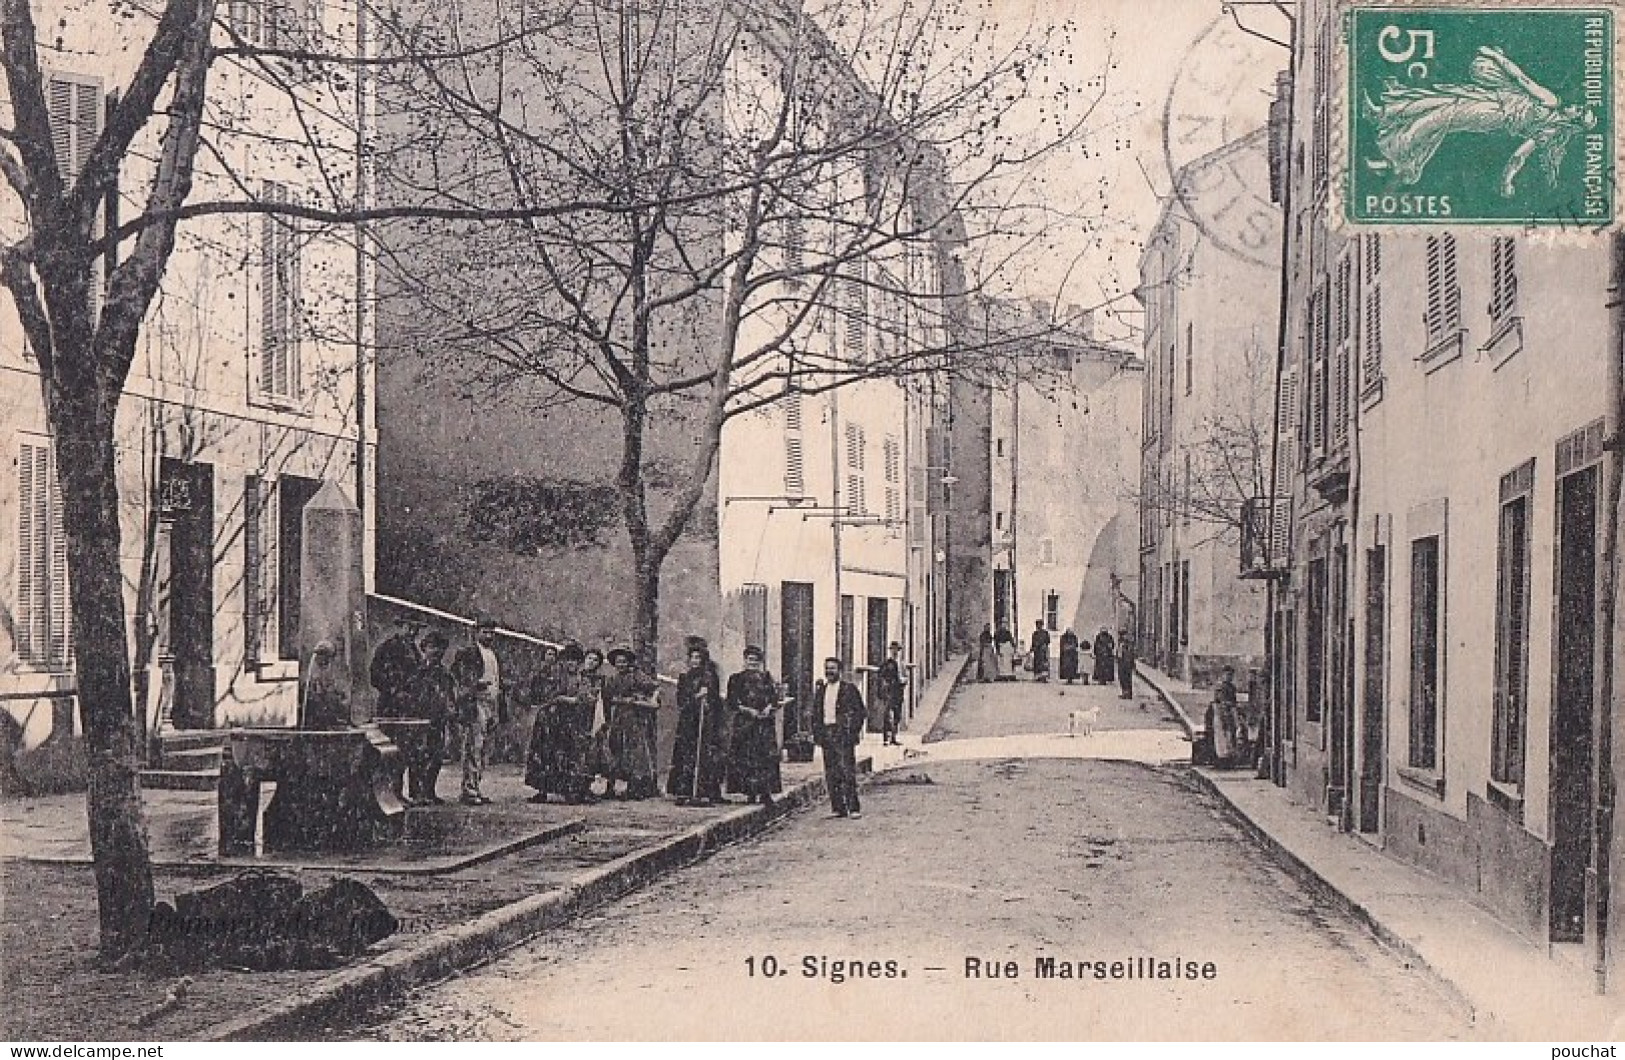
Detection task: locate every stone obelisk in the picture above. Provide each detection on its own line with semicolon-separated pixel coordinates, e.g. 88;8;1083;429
299;480;372;726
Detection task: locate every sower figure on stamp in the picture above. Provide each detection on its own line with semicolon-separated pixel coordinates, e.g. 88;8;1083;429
725;645;783;805
813;657;866;819
877;641;906;746
451;616;506;805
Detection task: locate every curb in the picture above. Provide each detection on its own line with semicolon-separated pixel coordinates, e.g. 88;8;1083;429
1137;668;1482;1022
1178;766;1482;1025
201;760;867;1041
1133;666;1197;740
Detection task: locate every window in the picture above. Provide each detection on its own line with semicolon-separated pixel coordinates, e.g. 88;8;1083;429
1491;461;1534;791
1045;591;1059;632
228;0;318;47
783;391;805;498
1039;538;1055;564
1306;555;1327;723
259;180;302;402
1489;237;1519;328
996;438;1004;458
1424;234;1462;341
1361;235;1384;395
45;71;107;323
1311;12;1333;190
1300;282;1326;458
995;511;1004;531
842;266;866;362
1167;562;1180;656
1408;535;1443;770
741;583;768;655
843;422;866;516
882;435;901;524
16;439;71;669
1332;252;1352;449
275;474;322;661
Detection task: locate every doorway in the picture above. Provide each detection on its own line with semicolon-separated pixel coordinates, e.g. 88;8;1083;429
1359;545;1387;833
780;582;815;751
160;459;215;729
865;597;890;731
1551;463;1598;943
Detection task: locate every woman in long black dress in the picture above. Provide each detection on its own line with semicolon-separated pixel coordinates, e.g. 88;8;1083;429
603;647;661;800
725;645;782;804
524;642;594;803
1092;628;1117;684
667;639;726;805
1058;629;1081;684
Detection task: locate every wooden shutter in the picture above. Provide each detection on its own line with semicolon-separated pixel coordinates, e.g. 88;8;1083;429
842;265;865;362
883;435;901;523
1332;254;1352;449
1490;237;1518;326
1361;235;1383;392
783;393;806;499
259;181;301;400
16;440;69;668
45;73;106;321
844;422;865;514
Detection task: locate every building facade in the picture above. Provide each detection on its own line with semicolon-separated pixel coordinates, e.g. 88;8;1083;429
990;304;1142;658
1138;130;1277;689
0;0;374;791
1273;0;1622;985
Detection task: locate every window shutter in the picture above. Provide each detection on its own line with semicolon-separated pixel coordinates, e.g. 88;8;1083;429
1362;284;1383;391
1424;236;1444;337
784;435;805;499
258;181;301;400
1490;237;1518;325
843;266;865;362
844;422;866;514
16;441;69;668
1442;234;1460;330
48;462;70;666
883;435;901;523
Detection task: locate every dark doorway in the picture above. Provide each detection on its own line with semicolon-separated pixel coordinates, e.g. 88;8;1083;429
1551;464;1598;943
839;594;856;670
781;582;815;751
276;475;323;661
865;597;890;732
993;569;1013;631
1328;542;1350;820
161;459;215;729
1359;545;1387;833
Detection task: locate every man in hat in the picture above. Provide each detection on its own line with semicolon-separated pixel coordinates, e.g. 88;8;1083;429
451;616;505;805
407;627;454;804
812;657;866;818
370;614;424;719
876;641;906;746
725;645;782;804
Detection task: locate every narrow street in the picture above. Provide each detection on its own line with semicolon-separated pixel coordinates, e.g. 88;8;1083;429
339;677;1478;1040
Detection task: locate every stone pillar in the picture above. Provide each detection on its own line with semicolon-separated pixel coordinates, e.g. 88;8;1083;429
299;480;372;726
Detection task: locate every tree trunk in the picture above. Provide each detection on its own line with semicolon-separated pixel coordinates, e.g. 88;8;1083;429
51;381;154;960
632;549;662;673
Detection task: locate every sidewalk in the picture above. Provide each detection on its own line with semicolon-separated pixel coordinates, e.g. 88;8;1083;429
1137;662;1625;1040
0;654;972;1042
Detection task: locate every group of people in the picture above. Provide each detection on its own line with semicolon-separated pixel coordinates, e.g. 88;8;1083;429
976;621;1138;698
368;615;893;820
1202;665;1259;770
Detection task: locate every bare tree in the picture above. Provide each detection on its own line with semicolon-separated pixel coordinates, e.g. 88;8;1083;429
1129;334;1272;548
373;0;1101;664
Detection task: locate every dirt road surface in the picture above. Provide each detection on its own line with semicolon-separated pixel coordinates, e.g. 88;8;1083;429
341;677;1479;1040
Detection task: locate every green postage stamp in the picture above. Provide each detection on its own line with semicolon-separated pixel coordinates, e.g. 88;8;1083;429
1347;6;1615;225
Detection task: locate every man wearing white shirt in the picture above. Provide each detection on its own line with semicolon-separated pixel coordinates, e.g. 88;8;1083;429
811;657;866;819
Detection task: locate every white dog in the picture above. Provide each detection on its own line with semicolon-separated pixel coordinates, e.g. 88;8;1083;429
1067;707;1101;737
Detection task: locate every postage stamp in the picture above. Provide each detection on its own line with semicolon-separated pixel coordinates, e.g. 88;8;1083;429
1346;6;1615;225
